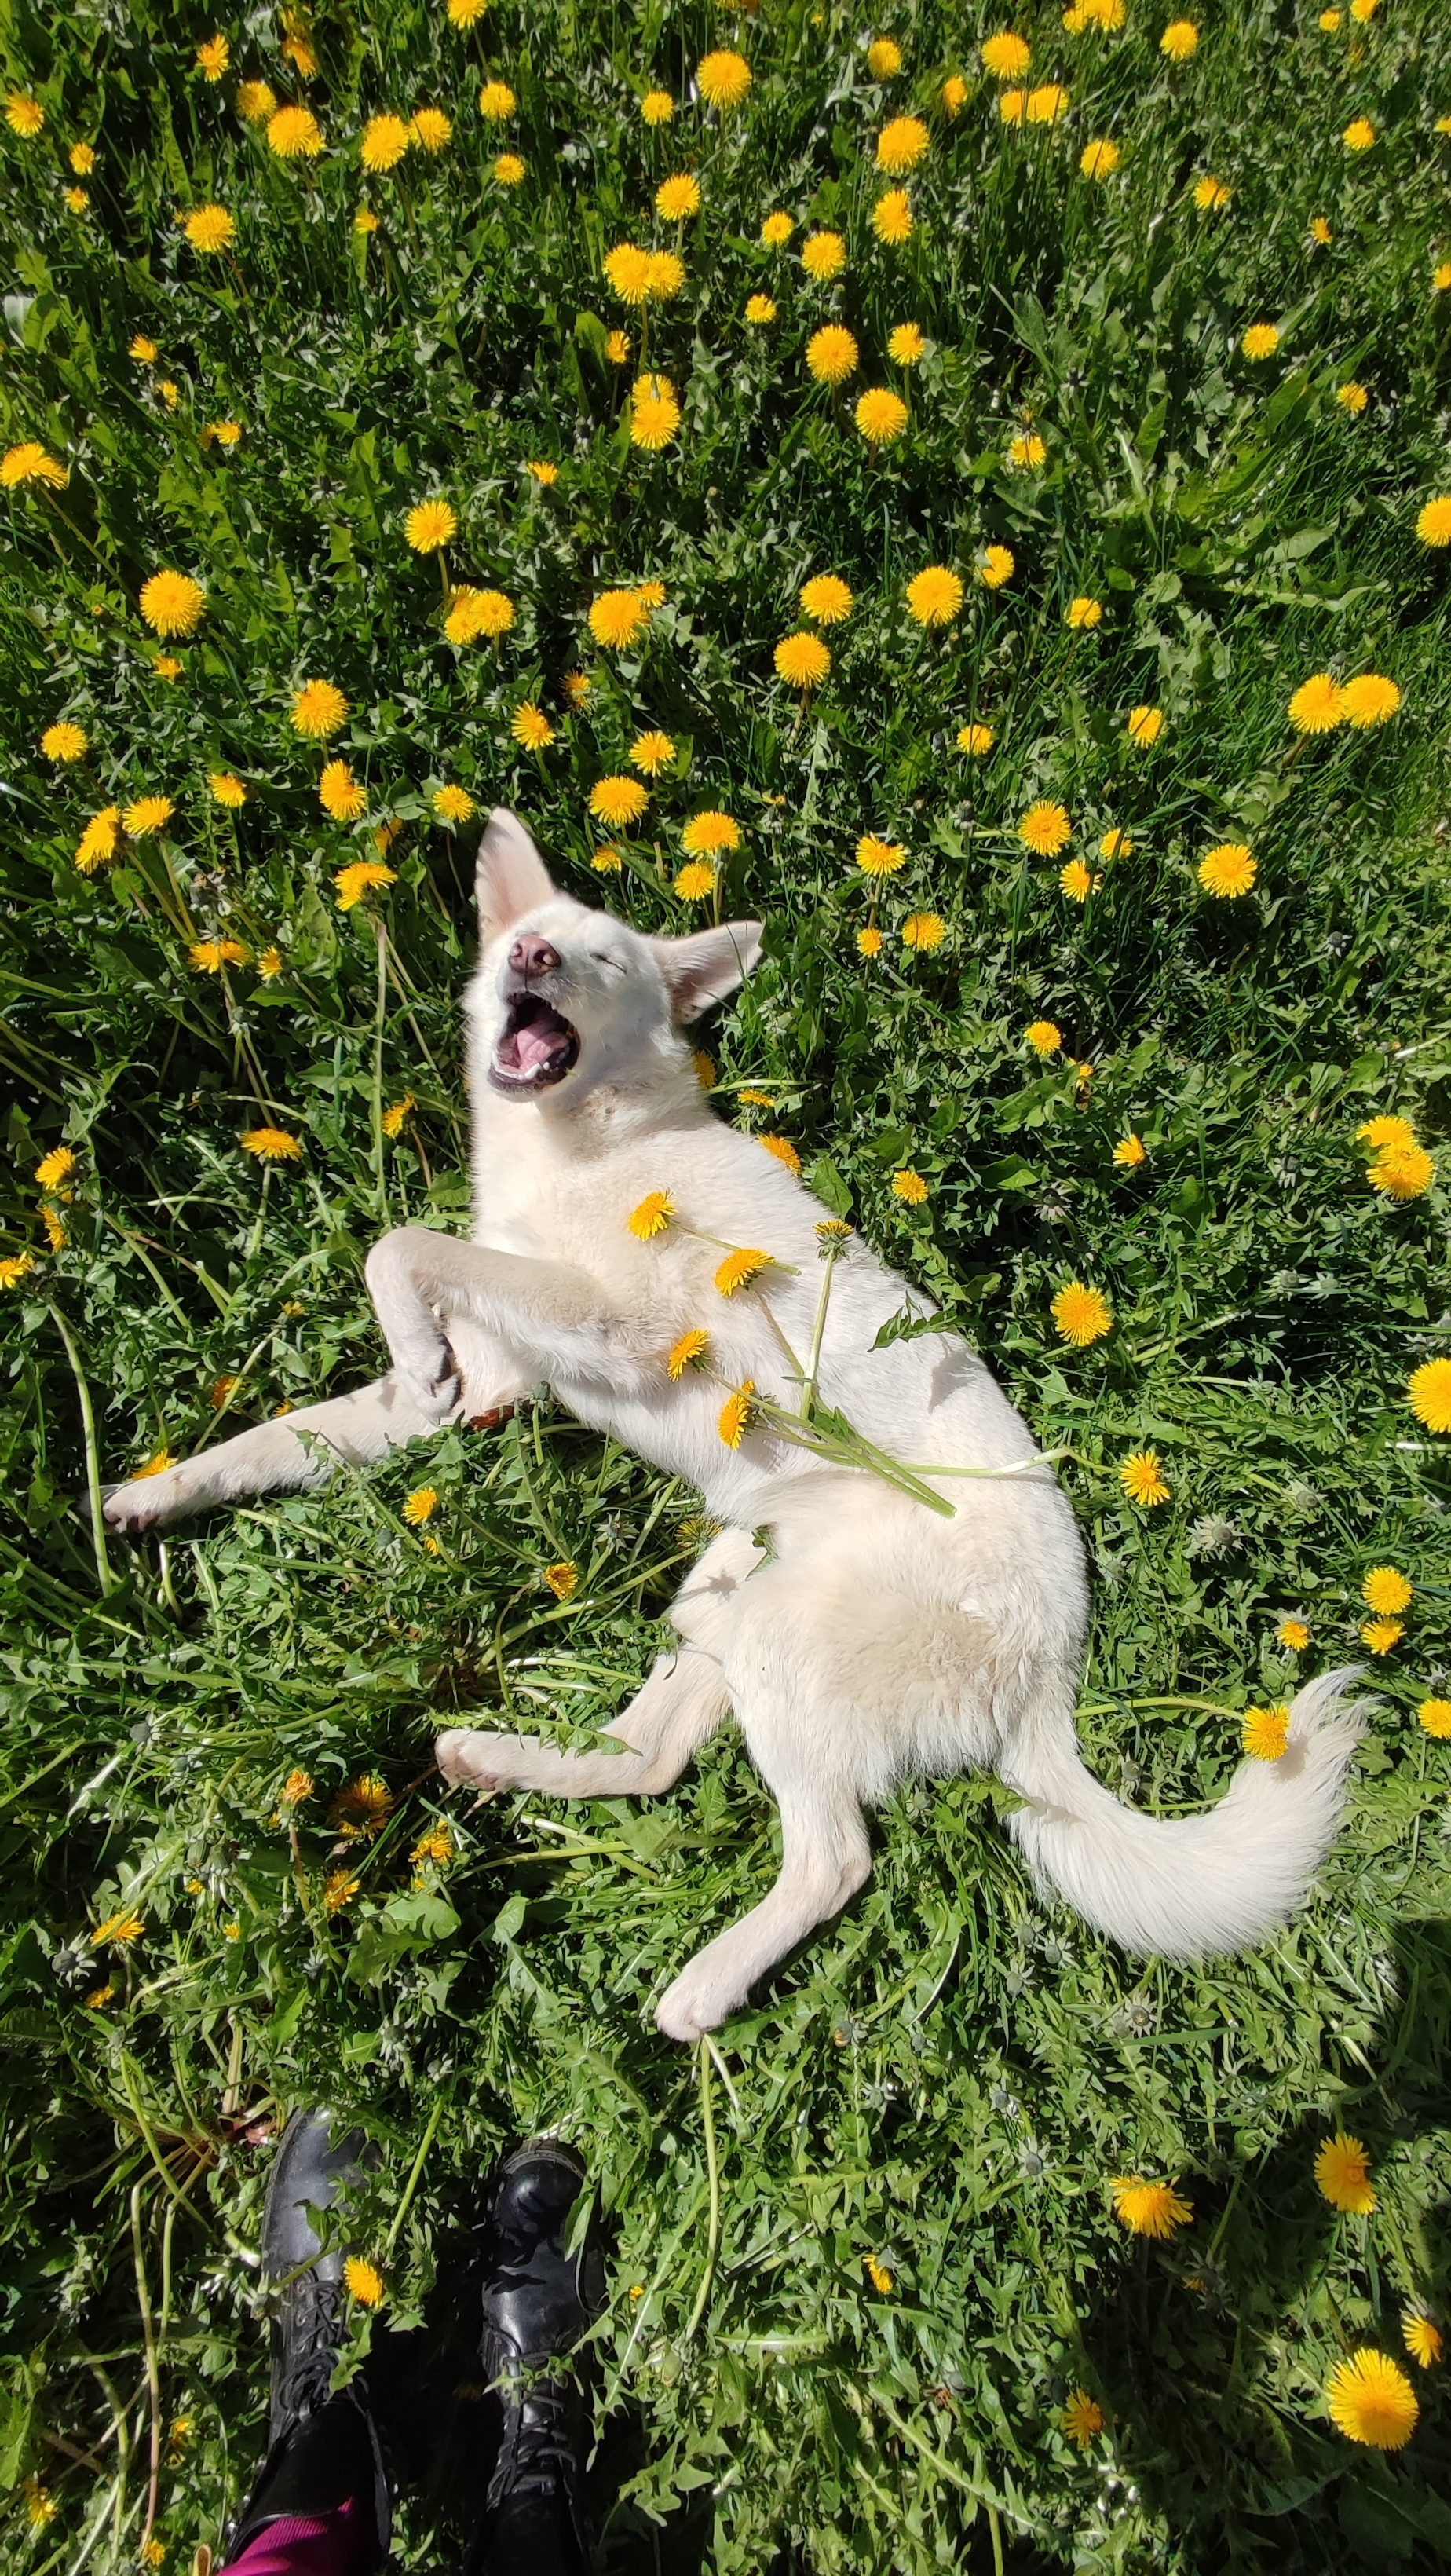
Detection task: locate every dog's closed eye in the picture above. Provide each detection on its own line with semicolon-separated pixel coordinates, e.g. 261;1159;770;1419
590;951;628;978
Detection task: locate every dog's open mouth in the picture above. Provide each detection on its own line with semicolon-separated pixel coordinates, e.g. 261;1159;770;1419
490;993;580;1092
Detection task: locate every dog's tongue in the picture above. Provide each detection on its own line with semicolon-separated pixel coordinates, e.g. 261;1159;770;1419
515;1012;564;1071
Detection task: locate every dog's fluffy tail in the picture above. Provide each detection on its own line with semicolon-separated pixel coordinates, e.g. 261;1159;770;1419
1000;1669;1364;1959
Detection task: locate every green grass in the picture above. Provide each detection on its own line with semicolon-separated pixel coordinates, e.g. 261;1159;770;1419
2;0;1451;2567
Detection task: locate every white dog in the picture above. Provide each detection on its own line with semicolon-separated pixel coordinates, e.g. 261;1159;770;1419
105;811;1361;2040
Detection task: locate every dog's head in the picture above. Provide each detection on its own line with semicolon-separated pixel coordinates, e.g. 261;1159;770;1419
464;808;762;1107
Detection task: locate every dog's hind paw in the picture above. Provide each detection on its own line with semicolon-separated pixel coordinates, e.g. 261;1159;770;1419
434;1726;506;1793
654;1957;740;2043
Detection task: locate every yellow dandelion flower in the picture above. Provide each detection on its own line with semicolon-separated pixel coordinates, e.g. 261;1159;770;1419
590;775;649;829
867;36;902;75
1052;1281;1112;1347
642;90;674;125
1337;381;1369;413
1416;495;1451;547
745;293;777;324
902;912;945;950
120;794;173;837
667;1328;711;1378
1021;800;1072;855
1288;671;1346;733
887;323;925;366
494;152;525;184
696;50;751;108
241;1126;303;1162
1340;671;1401;728
324;1868;360;1913
1404;2311;1444;2369
892;1168;929;1204
630;371;682;450
872;189;913;244
5;93;44;138
91;1907;145;1948
978;543;1015;587
405;496;457;552
802;229;848;281
603;243;652;306
1409;1356;1451;1432
446;586;515;642
806;324;859;385
1113;1132;1148;1169
1368;1142;1434;1199
718;1380;757;1447
0;1252;35;1291
1420;1696;1451;1738
1310;214;1332;243
857;926;883;957
629;730;674;776
1127;704;1164;745
526;459;559;485
942;74;968;113
280;1768;315;1809
800;577;853;631
330;1773;394;1839
433;785;477;822
35;1146;75;1194
1081;137;1120;177
674;861;716;898
1343;115;1376;150
22;2476;57;2527
380;1093;414;1138
855;386;909;444
981;33;1032;77
906;565;963;626
877;115;929;173
1193;173;1232;211
1000;86;1028;120
478;80;517;120
291;679;349;738
541;1560;578;1601
189;938;249;973
759;1135;802;1173
236;81;278;122
1316;2131;1376;2212
1120;1449;1170;1506
512;704;555;751
958;721;995;754
1362;1564;1412;1615
1099;827;1132;858
1361;1617;1404;1654
1110;2175;1193;2236
139;570;205;636
682;809;741;857
320;761;366;821
629;1191;674;1239
1160;20;1199;59
589;587;649;648
761;211;793;247
715;1247;773;1296
185;203;236;253
1277;1617;1310;1649
335;859;397;911
70;143;96;174
345;2256;386;2307
656;172;700;220
864;2252;895;2292
1026;1019;1062;1056
75;805;121;873
1243;1702;1291;1760
267;105;325;159
1358;1117;1419;1156
411;108;453;152
1062;2389;1104;2447
1241;322;1281;360
1197;841;1255;898
775;631;831;689
1027;83;1069;121
591;845;623;872
42;721;88;762
856;833;906;876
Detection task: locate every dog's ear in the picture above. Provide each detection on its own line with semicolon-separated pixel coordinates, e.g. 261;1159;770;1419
652;921;764;1022
475;809;555;942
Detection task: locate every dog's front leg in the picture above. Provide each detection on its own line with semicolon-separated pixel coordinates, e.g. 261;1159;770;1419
364;1226;660;1404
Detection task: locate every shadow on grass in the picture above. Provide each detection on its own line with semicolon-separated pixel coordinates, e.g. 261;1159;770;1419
1075;1914;1451;2575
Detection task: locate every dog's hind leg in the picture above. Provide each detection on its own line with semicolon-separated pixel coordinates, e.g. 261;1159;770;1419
435;1526;761;1802
652;1718;872;2041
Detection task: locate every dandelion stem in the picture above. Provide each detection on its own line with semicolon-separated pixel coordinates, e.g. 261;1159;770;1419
384;2094;445;2259
130;2181;163;2555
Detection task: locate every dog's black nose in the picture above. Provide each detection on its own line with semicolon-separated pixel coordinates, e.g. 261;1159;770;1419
509;935;560;979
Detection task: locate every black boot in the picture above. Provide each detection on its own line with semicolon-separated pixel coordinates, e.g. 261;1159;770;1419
464;2141;604;2576
225;2109;390;2568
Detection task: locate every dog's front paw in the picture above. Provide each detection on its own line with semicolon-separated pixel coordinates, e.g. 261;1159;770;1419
397;1332;462;1425
103;1466;196;1536
654;1955;742;2044
435;1726;510;1792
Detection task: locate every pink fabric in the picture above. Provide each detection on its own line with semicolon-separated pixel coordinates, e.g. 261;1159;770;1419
225;2497;378;2576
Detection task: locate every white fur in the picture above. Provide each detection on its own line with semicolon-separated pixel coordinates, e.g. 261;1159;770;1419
104;810;1363;2038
